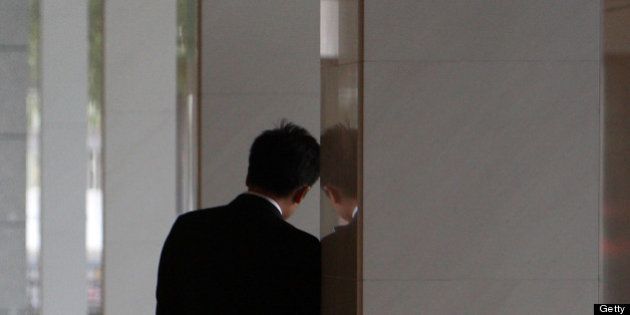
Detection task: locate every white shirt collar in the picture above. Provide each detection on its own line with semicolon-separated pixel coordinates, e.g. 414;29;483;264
352;206;359;218
245;191;283;216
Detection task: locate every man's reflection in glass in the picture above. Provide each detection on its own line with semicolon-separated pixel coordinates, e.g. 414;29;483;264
320;123;358;314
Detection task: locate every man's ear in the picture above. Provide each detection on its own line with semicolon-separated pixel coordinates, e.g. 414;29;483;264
292;186;310;204
323;185;342;205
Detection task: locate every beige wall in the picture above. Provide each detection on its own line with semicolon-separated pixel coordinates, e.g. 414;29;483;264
362;1;600;313
199;0;320;237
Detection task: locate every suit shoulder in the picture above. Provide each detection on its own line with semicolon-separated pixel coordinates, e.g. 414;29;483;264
174;205;229;227
288;226;320;249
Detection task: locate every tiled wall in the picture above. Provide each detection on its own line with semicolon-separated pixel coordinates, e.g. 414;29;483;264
0;0;29;313
199;0;320;237
362;1;600;313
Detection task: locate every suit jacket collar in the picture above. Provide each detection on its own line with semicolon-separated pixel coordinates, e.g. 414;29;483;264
230;193;285;220
334;211;359;233
243;191;283;216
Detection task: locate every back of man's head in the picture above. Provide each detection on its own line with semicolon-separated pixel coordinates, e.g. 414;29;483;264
246;120;320;197
320;124;358;199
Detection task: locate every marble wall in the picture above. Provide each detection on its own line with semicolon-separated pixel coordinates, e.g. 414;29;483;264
103;1;177;314
362;1;600;313
0;0;28;312
199;0;320;237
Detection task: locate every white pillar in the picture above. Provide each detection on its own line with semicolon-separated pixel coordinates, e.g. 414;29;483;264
0;0;29;312
40;1;88;314
103;1;177;314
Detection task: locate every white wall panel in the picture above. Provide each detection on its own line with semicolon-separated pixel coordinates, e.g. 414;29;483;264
362;1;601;313
103;1;177;314
40;1;88;313
365;0;599;62
200;0;320;237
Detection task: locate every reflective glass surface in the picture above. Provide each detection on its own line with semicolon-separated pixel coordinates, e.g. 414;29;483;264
603;0;630;302
87;0;104;313
320;0;362;313
176;0;199;214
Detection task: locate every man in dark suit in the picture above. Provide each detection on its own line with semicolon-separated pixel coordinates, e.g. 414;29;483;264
156;122;321;314
320;124;359;315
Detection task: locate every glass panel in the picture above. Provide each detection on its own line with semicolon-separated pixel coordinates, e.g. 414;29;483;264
603;0;630;302
87;0;104;313
320;0;362;313
26;0;41;313
176;0;199;214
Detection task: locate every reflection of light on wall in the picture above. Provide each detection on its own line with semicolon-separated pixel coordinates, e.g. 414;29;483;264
321;0;339;58
339;87;357;110
86;188;103;260
26;86;41;263
179;92;198;213
26;187;40;260
26;1;41;309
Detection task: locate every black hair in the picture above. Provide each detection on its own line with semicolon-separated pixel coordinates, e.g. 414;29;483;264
246;120;320;196
320;124;358;198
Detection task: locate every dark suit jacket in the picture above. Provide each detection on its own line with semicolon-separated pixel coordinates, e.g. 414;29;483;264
156;194;321;314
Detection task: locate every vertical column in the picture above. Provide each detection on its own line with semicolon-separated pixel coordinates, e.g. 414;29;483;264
602;0;630;302
199;0;320;237
40;1;88;314
320;0;362;313
103;1;177;314
362;1;600;313
0;0;29;313
176;0;199;213
86;1;104;313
